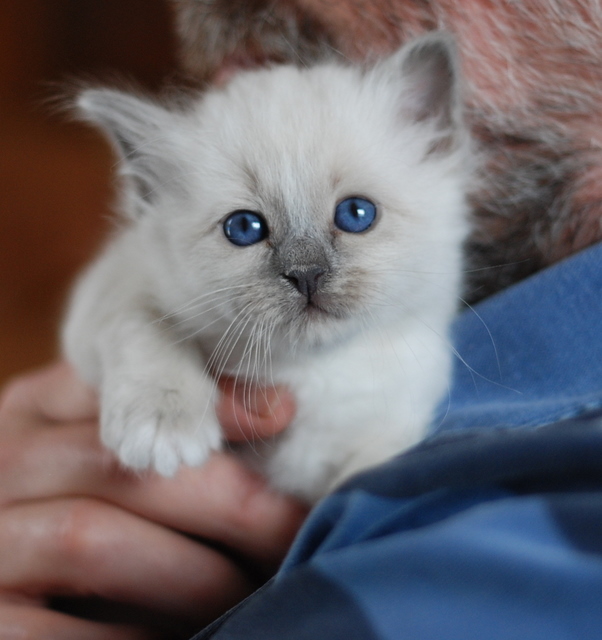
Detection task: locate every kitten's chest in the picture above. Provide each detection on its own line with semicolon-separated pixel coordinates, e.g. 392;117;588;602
238;328;450;501
189;326;289;383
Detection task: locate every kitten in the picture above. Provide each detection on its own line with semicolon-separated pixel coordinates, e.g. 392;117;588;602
63;33;472;503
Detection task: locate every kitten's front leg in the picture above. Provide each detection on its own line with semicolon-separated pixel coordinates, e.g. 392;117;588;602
63;243;222;477
98;322;222;476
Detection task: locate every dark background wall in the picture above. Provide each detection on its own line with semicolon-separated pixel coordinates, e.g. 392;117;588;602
0;0;178;385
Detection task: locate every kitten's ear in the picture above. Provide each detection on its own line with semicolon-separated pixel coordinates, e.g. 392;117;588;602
383;32;464;145
76;88;183;215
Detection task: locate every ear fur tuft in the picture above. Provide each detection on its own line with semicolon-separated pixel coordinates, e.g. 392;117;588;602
76;88;184;214
378;32;465;154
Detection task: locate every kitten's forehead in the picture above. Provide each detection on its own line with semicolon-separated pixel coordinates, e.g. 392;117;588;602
201;147;334;238
195;64;396;233
244;154;333;235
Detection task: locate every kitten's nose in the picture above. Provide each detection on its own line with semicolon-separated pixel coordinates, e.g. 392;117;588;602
283;267;326;300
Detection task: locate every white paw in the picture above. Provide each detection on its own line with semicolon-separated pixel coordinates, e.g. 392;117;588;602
100;381;222;476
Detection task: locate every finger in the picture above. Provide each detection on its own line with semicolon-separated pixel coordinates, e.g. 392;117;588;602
0;361;98;425
0;423;308;568
0;498;256;624
216;377;296;441
0;423;115;508
0;601;152;640
112;456;310;570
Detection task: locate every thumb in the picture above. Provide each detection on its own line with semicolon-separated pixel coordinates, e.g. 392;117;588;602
215;378;296;442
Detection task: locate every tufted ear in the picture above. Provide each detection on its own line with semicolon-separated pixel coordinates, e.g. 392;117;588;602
380;32;464;148
76;88;185;215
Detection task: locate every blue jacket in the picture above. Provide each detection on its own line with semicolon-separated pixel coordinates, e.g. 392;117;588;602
193;243;602;639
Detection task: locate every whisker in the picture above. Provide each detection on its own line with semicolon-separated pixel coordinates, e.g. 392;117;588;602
206;302;256;379
367;284;519;395
226;310;263;441
154;283;249;324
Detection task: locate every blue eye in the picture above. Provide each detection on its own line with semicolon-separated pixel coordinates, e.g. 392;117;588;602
223;211;268;246
334;197;377;233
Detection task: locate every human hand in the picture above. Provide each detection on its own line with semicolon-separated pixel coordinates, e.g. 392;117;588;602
0;362;304;639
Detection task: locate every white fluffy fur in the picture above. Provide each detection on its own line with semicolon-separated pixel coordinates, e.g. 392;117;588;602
63;34;472;502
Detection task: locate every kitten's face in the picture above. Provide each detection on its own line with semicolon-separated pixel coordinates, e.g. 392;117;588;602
167;131;398;353
78;35;471;371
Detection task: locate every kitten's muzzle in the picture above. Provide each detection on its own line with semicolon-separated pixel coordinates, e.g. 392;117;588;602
283;266;326;301
276;236;333;303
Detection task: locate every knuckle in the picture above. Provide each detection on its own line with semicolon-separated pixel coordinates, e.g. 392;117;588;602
212;456;308;554
218;457;275;528
53;499;103;563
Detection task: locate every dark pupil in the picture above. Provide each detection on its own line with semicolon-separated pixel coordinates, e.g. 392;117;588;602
351;202;368;221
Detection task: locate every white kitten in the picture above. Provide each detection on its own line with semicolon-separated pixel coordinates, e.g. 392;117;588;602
63;33;472;503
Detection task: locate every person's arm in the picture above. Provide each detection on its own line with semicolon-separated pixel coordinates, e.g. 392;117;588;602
0;362;304;639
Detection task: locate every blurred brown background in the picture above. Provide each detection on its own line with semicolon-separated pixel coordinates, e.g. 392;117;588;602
0;0;178;386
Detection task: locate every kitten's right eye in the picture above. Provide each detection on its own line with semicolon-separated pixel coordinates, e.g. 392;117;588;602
334;197;377;233
223;211;269;246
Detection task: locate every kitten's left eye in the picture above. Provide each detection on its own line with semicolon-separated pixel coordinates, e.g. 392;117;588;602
223;211;269;246
334;197;377;233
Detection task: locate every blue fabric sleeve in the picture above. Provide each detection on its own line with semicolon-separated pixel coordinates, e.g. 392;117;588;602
193;413;602;639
